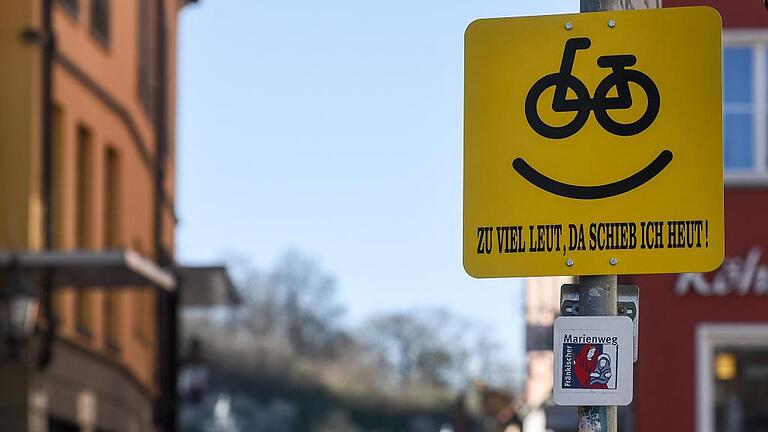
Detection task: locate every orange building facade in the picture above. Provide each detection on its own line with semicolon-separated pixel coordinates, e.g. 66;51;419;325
0;0;192;430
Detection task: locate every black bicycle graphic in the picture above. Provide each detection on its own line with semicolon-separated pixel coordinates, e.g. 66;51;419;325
525;37;660;139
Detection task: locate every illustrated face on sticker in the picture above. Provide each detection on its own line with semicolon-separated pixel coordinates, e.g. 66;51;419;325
590;354;613;386
515;37;672;200
562;341;618;390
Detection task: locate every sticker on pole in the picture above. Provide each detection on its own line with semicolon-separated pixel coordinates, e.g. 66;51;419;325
463;7;724;277
553;316;633;406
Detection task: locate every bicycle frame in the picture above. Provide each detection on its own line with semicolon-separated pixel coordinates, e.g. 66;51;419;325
552;37;636;112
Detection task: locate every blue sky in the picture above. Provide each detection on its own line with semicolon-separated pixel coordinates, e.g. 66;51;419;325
176;0;577;365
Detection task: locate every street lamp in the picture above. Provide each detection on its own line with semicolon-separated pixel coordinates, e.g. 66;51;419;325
0;265;39;359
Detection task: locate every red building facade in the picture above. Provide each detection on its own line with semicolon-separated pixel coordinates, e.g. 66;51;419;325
627;2;768;431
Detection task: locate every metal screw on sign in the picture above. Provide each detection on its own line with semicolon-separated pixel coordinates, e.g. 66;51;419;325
610;257;618;266
565;22;574;30
608;19;616;28
566;259;574;267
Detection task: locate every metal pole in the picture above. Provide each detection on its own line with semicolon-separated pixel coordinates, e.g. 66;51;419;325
581;0;660;12
577;2;658;431
577;275;617;431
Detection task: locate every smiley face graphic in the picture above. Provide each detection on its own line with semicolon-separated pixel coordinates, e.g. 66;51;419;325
515;37;671;200
513;150;673;200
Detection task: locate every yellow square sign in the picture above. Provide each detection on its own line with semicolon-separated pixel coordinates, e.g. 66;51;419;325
463;7;724;278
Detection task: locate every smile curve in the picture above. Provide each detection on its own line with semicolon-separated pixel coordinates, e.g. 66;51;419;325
512;150;673;200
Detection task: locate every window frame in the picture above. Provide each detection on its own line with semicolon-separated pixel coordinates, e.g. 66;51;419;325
104;290;121;352
724;31;768;185
696;324;768;432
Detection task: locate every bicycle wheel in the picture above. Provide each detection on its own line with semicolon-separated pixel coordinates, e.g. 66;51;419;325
524;73;590;139
593;69;660;136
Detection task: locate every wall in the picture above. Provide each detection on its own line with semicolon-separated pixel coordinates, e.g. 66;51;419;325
0;2;43;251
525;277;571;409
664;0;768;27
625;188;768;432
48;0;174;396
624;2;768;431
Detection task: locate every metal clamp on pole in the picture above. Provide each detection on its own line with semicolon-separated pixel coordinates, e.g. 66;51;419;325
560;284;640;362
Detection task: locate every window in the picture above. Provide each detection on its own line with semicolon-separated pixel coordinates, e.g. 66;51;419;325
104;147;121;247
52;107;65;250
75;125;94;336
138;0;157;115
104;290;120;350
75;125;94;248
57;0;79;18
697;325;768;432
724;47;755;170
104;147;121;349
136;292;152;343
131;240;147;343
142;291;154;344
52;106;67;320
723;34;768;182
128;241;154;349
90;0;110;46
131;289;154;348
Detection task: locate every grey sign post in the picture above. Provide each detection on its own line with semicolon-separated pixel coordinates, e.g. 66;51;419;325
576;0;658;427
575;275;618;431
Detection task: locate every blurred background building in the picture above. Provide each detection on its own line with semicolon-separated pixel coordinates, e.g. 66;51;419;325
0;0;208;431
522;2;768;432
522;277;572;432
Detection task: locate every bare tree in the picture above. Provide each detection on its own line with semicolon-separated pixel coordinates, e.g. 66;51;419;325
363;312;427;384
224;250;346;358
270;251;344;356
360;308;519;395
361;309;476;389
